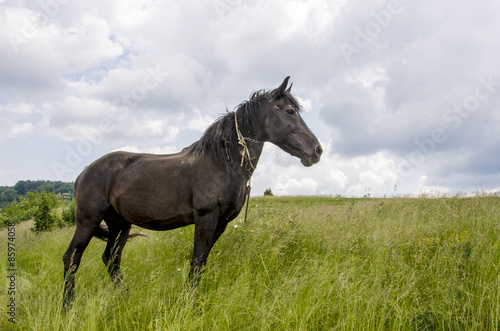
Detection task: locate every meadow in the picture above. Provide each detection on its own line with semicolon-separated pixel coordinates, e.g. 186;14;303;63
1;195;500;330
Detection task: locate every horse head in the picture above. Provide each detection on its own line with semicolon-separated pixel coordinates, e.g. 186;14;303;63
254;76;322;167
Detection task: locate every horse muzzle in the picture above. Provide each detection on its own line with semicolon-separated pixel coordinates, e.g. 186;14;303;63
300;144;322;167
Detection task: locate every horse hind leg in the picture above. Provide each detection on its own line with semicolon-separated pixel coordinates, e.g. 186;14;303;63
102;211;131;285
62;211;102;311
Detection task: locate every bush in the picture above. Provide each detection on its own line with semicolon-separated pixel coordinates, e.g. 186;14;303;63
1;198;33;223
32;193;57;232
62;199;76;225
0;212;8;227
0;192;60;228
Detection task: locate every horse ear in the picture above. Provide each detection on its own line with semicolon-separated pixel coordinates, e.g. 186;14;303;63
286;82;293;93
273;76;290;99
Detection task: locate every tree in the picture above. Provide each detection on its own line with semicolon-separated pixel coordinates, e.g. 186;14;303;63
14;181;27;195
0;188;18;208
32;193;56;232
264;188;274;196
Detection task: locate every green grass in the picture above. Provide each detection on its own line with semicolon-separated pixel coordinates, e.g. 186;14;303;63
2;196;500;330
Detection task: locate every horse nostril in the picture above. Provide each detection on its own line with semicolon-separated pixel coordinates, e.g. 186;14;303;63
315;145;323;157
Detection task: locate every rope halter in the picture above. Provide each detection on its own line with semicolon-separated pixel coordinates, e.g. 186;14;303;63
234;111;264;222
234;112;263;172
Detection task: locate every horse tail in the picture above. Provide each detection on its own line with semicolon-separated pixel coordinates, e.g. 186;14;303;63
94;225;109;241
129;233;147;240
93;224;147;242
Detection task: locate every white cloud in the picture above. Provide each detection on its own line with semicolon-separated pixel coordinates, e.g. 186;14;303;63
252;140;399;197
11;123;34;136
275;177;318;196
186;109;215;132
326;169;349;191
0;103;36;140
416;176;450;197
113;144;180;155
296;97;313;113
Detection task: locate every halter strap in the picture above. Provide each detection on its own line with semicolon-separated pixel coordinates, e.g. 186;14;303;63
244;137;264;145
234;111;263;223
234;112;263;170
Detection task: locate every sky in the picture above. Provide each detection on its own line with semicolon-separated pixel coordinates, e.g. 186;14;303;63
0;0;499;197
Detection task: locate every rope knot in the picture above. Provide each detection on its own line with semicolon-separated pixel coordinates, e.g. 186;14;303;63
234;112;259;170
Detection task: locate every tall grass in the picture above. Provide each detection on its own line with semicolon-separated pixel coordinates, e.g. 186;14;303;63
1;196;500;330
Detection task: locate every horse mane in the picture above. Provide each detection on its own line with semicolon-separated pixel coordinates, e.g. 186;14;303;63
185;88;301;172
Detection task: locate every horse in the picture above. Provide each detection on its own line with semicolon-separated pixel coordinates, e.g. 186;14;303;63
62;76;322;310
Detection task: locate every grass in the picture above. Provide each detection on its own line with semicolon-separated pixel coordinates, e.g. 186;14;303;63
1;195;500;330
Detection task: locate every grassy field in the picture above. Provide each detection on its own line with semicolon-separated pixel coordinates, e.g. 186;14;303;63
1;196;500;330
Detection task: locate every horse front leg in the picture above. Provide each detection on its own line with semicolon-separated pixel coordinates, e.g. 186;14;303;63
188;210;220;285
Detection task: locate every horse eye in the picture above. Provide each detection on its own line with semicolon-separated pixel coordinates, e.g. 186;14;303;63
286;109;295;115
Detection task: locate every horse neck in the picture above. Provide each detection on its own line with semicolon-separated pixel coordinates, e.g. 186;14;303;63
241;140;264;178
233;121;265;181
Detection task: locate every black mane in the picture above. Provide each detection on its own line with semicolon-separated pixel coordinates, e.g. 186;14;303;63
185;88;301;172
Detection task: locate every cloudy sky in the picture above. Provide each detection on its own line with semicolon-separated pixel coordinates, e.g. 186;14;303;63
1;0;499;196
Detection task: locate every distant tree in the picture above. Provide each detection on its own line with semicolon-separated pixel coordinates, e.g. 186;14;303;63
0;188;18;207
14;181;27;195
38;182;55;193
11;180;74;198
264;188;274;196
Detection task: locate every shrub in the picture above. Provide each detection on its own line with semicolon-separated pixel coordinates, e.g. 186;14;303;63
264;188;274;196
0;212;8;227
32;193;57;232
2;199;32;223
62;199;76;225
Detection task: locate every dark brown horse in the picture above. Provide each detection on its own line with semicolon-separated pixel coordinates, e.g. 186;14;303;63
62;77;322;309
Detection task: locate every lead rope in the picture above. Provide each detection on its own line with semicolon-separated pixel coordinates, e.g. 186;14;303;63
244;178;252;222
234;113;258;222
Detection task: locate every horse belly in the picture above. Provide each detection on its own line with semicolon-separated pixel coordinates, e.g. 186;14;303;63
112;192;194;230
135;214;194;231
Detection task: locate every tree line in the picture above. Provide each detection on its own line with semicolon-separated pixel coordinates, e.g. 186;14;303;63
0;180;74;209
